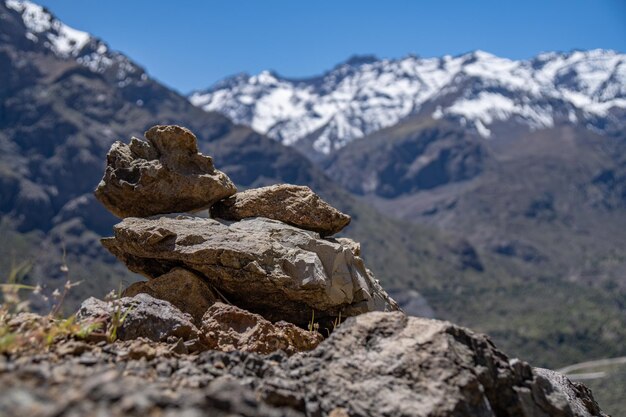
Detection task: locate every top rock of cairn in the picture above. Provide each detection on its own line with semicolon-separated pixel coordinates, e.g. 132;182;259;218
95;125;237;218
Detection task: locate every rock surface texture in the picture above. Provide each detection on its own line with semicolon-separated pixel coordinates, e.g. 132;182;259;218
258;312;607;417
0;310;606;417
76;294;201;345
201;303;323;355
122;267;217;323
102;216;398;326
94;125;236;218
211;184;351;236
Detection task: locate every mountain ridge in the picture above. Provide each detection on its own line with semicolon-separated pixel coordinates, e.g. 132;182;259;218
190;48;626;155
3;2;626;403
0;0;473;326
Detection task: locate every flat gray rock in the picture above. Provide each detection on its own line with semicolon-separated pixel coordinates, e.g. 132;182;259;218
95;125;236;218
102;216;398;327
76;293;200;343
211;184;351;236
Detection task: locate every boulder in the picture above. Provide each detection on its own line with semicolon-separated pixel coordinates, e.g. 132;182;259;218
0;309;608;416
102;216;399;327
94;125;236;218
259;312;607;417
211;184;350;236
76;293;201;343
201;302;323;355
122;268;217;323
531;368;607;417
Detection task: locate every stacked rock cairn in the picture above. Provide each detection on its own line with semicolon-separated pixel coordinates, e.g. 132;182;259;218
90;125;399;355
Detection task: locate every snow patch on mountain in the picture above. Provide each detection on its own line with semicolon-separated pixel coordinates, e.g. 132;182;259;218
5;0;145;84
190;49;626;153
6;0;90;57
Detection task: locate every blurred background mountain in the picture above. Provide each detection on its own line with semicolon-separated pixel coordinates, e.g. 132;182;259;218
1;0;625;413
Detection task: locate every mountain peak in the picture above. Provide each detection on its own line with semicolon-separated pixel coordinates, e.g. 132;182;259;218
4;0;149;86
342;54;380;67
189;49;626;154
465;49;497;60
250;70;280;85
5;0;91;57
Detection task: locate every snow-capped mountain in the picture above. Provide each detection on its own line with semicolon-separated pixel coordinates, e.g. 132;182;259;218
190;50;626;154
4;0;147;87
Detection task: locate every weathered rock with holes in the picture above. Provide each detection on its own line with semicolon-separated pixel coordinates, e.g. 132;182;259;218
259;312;607;417
211;184;351;236
201;302;323;355
94;125;236;218
102;216;399;327
76;293;201;344
122;267;217;323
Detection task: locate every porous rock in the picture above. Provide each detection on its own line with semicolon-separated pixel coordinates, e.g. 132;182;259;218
102;216;399;327
123;267;217;323
201;302;323;355
258;312;607;417
94;125;236;218
211;184;351;236
76;293;201;343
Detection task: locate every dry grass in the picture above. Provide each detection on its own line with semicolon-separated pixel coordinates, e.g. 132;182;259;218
0;261;126;355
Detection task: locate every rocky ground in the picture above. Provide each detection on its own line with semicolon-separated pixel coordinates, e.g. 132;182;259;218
0;311;608;417
0;125;610;416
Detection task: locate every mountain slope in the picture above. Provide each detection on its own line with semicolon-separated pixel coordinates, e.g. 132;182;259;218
190;50;626;155
324;113;626;366
3;0;626;375
325;114;626;281
0;0;464;322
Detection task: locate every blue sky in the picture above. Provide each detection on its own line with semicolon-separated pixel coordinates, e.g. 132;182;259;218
37;0;626;94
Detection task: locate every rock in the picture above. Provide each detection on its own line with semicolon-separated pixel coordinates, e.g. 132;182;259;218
6;312;54;333
203;376;306;417
531;368;607;417
76;294;201;343
0;349;305;417
94;125;236;218
211;184;350;236
102;216;399;327
55;340;92;357
122;268;217;323
201;302;323;355
333;237;361;257
0;310;607;417
259;312;607;417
